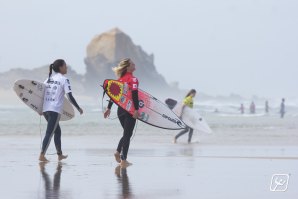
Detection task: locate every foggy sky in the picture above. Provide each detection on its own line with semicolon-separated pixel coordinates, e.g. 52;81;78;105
0;0;297;98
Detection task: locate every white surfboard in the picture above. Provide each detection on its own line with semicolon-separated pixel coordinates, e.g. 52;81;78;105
13;79;75;121
173;103;212;134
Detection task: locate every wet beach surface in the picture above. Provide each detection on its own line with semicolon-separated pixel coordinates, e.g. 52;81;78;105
0;136;297;199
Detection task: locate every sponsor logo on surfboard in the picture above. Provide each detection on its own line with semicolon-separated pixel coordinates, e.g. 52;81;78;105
30;104;38;110
126;100;132;111
120;96;126;104
140;112;149;122
162;114;185;128
108;81;123;101
139;100;145;108
63;110;73;118
123;83;128;94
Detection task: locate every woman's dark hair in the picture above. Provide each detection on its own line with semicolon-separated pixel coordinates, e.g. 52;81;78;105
185;89;196;98
48;59;65;81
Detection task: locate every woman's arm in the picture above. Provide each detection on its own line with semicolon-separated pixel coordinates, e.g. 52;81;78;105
131;90;139;110
131;90;139;119
107;100;113;110
104;100;113;118
66;92;83;114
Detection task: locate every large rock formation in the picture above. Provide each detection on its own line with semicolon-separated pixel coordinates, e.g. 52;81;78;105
84;28;171;96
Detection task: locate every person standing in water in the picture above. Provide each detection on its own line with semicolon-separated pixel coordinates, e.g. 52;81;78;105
240;103;245;114
265;100;269;114
250;101;256;114
104;58;139;168
39;59;83;162
280;98;286;118
173;89;196;144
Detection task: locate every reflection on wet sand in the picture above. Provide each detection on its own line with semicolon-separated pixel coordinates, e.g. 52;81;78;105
115;166;132;199
39;162;62;199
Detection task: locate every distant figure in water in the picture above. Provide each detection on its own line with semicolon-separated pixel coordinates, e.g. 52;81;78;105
280;98;286;118
240;104;244;114
265;100;269;114
250;101;256;114
174;89;196;144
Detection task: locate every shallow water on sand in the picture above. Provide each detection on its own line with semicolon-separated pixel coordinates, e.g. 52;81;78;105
1;105;298;198
0;136;298;199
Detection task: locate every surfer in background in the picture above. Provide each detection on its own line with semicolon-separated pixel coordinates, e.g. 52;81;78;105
265;100;269;114
39;59;83;162
280;98;286;118
240;103;244;114
250;101;256;114
104;58;139;168
174;89;196;144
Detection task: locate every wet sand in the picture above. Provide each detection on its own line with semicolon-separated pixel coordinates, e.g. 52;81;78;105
0;135;297;199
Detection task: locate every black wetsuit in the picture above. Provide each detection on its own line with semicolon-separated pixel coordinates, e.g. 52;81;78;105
42;91;81;155
175;126;194;143
108;90;139;160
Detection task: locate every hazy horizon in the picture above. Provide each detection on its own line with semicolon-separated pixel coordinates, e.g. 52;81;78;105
0;0;297;98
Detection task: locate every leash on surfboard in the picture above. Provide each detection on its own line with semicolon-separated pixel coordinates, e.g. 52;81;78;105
130;120;138;141
39;116;42;150
101;85;118;119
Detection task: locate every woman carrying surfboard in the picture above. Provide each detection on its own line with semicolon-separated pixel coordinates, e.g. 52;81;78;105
174;89;196;144
39;59;83;162
104;58;139;168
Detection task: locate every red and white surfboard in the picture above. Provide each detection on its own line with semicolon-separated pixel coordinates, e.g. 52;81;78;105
103;79;186;130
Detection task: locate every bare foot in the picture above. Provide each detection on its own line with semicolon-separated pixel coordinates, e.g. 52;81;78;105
39;154;49;162
173;138;177;144
120;160;132;168
58;154;68;161
114;152;121;163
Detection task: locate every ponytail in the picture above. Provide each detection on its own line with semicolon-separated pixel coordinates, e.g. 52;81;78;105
47;59;65;82
47;64;54;83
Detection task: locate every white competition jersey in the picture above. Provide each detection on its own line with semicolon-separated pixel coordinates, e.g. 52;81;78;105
43;73;72;113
